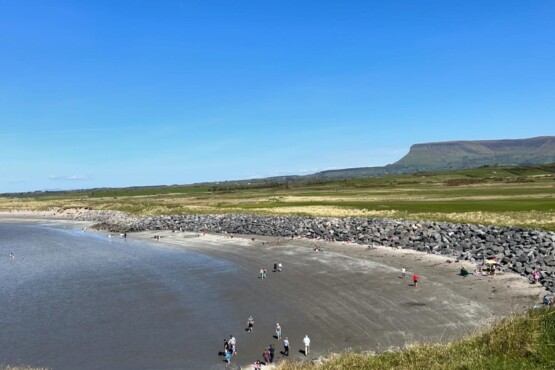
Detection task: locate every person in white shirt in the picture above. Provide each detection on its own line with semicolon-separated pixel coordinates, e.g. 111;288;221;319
303;335;310;356
228;335;236;355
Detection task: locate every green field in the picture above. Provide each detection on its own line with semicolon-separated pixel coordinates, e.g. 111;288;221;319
1;164;554;231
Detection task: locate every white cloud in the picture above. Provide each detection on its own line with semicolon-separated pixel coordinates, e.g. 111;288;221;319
48;175;91;181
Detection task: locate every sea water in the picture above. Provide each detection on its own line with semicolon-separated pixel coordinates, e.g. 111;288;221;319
0;223;241;370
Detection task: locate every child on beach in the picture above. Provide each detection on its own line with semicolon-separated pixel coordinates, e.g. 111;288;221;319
278;262;282;272
275;323;282;339
413;273;419;287
401;267;406;278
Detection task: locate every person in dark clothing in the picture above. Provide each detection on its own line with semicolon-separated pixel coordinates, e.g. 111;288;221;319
269;343;275;363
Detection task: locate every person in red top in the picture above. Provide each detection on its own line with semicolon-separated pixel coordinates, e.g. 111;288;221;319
413;273;419;287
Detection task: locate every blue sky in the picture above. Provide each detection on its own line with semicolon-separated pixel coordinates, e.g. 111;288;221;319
0;1;554;192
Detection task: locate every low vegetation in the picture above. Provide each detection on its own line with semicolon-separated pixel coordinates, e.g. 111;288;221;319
1;165;554;231
277;308;555;370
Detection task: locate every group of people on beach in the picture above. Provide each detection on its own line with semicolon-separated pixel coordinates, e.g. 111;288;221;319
221;315;312;367
222;335;237;364
259;262;283;279
400;266;419;287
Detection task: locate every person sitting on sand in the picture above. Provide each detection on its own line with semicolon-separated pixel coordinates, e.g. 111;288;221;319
532;270;540;284
278;262;282;272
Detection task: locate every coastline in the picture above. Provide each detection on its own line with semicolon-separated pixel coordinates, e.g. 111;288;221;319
0;211;548;369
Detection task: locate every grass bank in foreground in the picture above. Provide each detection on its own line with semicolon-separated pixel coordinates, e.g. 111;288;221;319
277;308;555;370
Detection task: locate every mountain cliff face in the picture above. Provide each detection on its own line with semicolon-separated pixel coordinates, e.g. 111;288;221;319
393;136;555;171
312;136;555;178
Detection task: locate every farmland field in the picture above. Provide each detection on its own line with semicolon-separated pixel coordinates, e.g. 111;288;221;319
1;165;554;231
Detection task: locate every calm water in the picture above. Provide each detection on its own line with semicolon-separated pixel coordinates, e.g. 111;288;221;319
0;223;245;370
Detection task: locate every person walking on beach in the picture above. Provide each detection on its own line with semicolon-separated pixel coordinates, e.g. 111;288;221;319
225;350;231;364
263;269;267;278
275;323;282;339
263;347;271;364
259;268;264;279
273;262;278;272
269;343;275;363
247;315;254;332
401;267;406;278
413;273;419;287
283;337;290;356
303;335;311;356
9;252;15;261
229;335;236;355
223;339;229;355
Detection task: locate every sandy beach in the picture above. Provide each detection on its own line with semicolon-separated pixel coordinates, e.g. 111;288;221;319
0;213;547;369
129;229;546;368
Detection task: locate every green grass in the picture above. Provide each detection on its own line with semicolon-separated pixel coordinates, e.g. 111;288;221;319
1;164;554;230
277;308;555;370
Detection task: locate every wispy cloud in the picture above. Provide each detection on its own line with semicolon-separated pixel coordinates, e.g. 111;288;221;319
48;175;91;181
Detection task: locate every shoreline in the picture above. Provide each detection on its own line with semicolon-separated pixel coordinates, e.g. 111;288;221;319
0;211;549;369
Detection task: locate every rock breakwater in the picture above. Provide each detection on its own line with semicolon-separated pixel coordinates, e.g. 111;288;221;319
75;211;555;292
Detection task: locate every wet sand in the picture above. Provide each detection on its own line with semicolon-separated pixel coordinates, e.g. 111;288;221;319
130;230;546;368
0;213;547;369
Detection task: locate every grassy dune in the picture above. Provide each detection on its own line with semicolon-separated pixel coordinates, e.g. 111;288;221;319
1;165;554;230
277;308;555;370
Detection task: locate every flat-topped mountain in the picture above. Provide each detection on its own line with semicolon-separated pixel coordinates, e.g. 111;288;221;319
313;136;555;178
394;136;555;170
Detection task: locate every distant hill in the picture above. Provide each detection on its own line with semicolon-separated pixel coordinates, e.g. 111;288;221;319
312;136;555;178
